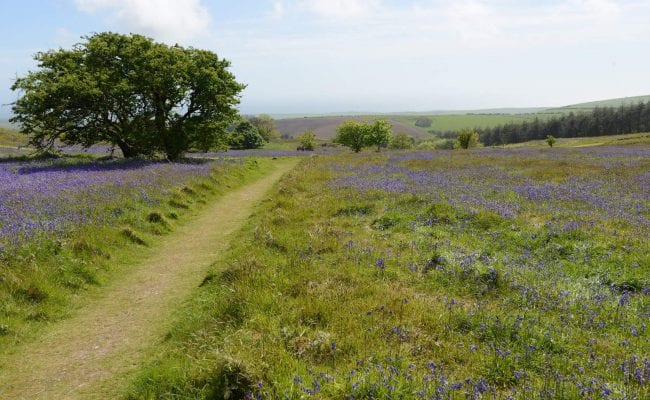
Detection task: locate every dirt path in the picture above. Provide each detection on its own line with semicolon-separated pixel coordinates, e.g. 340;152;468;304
0;159;298;399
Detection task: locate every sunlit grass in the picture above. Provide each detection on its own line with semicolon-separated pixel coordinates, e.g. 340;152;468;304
125;146;649;399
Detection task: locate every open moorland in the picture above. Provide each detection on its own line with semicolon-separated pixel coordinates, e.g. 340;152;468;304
3;0;650;392
1;126;649;399
119;144;649;399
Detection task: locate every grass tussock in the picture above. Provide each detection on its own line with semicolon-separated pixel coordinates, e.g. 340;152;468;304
120;228;148;246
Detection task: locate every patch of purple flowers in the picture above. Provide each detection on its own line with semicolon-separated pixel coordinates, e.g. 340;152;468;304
0;158;216;249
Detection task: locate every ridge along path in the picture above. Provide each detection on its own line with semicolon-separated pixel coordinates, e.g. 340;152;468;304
0;158;299;399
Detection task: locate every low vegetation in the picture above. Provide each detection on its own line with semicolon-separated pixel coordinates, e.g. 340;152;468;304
389;132;415;150
297;131;317;151
0;156;266;346
125;145;649;399
456;128;480;149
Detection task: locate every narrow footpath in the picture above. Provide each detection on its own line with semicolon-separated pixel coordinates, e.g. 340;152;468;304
0;158;298;399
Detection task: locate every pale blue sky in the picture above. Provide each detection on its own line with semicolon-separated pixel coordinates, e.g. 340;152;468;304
1;0;650;116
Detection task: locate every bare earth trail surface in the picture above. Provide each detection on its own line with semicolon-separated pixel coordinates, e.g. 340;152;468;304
0;159;298;399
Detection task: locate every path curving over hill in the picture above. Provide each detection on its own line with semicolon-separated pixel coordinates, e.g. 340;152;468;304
0;158;298;399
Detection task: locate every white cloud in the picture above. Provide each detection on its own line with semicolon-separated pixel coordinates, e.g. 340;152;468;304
569;0;621;16
444;0;502;45
74;0;211;43
54;27;78;48
270;1;286;19
299;0;382;19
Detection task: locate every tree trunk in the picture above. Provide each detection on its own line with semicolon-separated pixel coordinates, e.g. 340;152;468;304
115;140;136;158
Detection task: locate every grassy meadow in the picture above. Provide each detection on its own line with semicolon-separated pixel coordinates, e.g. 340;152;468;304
0;156;269;346
124;145;649;399
1;123;648;399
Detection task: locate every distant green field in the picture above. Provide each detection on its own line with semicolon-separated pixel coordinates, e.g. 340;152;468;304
384;113;560;134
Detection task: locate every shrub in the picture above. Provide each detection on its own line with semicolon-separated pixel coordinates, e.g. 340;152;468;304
456;128;480;149
434;139;456;150
297;131;317;151
389;132;415;149
414;117;432;128
546;135;556;147
416;140;437;150
230;121;265;149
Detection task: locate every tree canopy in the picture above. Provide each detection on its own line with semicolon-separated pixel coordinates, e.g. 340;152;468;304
335;121;368;152
248;114;279;142
335;120;393;152
367;120;392;151
414;117;432;128
477;102;650;146
229;120;265;149
11;32;245;160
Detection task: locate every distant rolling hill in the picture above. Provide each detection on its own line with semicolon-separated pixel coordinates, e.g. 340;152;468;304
275;116;430;139
275;94;650;140
544;95;650;114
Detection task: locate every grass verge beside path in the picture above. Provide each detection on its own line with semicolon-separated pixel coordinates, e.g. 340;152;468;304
1;157;264;348
0;157;300;399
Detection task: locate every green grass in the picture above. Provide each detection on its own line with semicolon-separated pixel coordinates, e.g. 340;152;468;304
0;158;270;349
0;127;29;150
504;132;650;148
123;148;649;399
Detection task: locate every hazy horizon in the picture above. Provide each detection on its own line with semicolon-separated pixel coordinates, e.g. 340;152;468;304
2;1;650;116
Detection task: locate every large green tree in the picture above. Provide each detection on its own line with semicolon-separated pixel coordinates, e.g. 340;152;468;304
11;32;245;160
